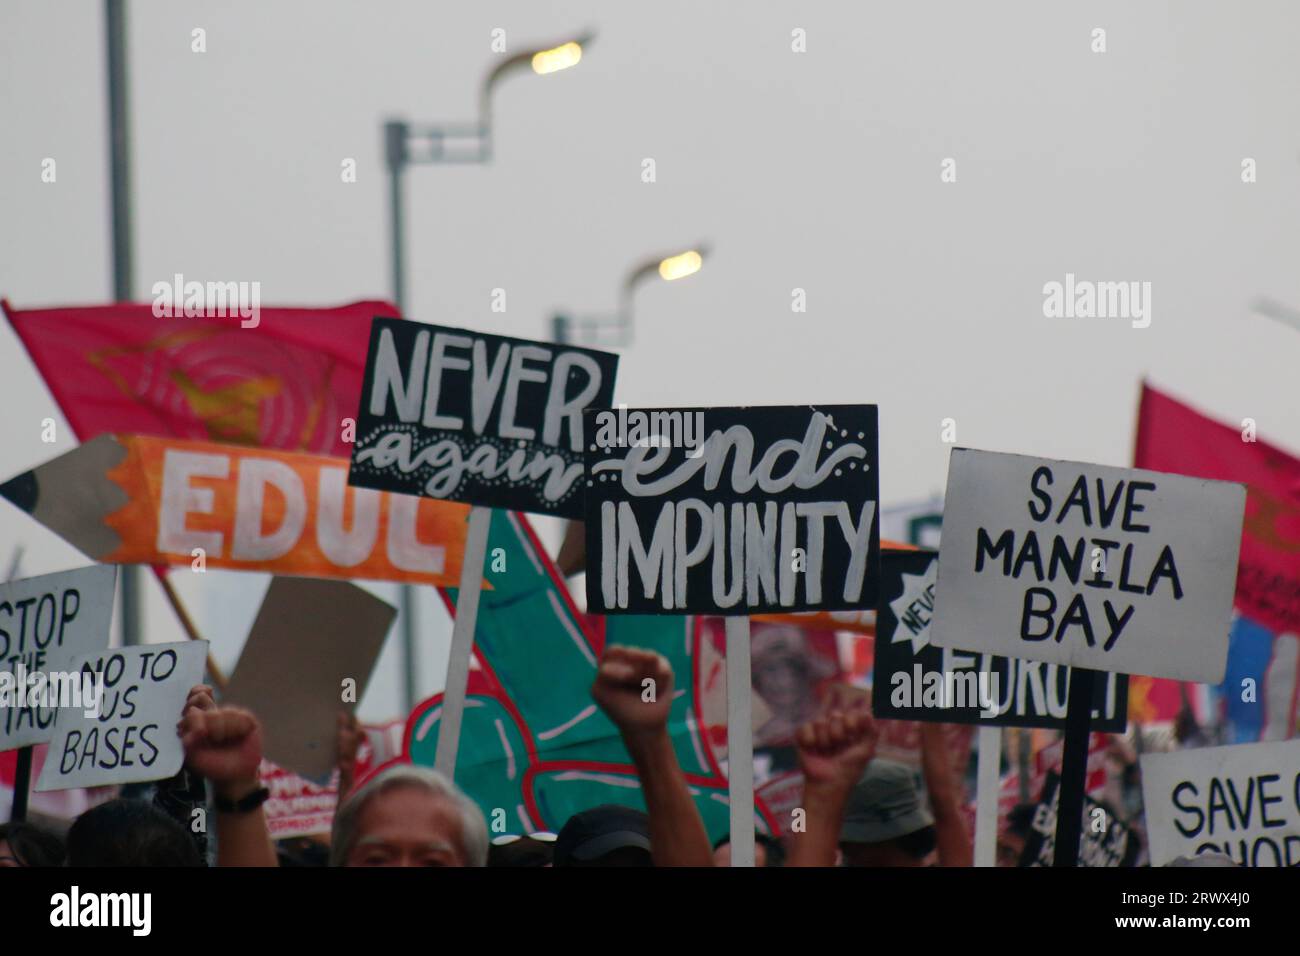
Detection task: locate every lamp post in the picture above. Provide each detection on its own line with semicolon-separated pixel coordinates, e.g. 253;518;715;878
551;246;710;577
551;245;709;346
382;32;592;713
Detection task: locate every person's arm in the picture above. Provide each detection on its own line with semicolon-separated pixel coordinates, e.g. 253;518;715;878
919;722;972;866
787;701;878;867
178;695;278;867
336;710;363;799
158;684;219;863
556;520;586;577
590;645;713;866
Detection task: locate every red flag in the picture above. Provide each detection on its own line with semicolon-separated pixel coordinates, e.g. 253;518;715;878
1134;382;1300;636
3;298;397;457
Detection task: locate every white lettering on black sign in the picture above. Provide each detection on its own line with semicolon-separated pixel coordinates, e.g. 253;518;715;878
349;319;618;518
583;405;880;615
873;550;1128;729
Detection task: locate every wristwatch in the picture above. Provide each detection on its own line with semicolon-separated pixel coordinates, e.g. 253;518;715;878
213;786;270;814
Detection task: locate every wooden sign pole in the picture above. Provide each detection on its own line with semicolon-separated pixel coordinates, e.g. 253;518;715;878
154;569;227;691
434;506;493;779
973;724;1003;866
725;615;755;867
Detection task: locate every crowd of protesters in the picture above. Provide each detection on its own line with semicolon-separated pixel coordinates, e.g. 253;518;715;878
0;642;1209;868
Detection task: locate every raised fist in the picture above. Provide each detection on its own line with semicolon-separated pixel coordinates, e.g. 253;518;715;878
795;702;878;791
591;644;674;740
179;699;264;799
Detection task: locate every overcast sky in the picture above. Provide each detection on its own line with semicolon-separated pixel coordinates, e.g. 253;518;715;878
2;1;1297;720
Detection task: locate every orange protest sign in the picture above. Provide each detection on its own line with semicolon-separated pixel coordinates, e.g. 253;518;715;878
1;434;470;586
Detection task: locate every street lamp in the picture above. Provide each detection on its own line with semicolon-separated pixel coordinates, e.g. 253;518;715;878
381;31;592;712
551;245;710;578
385;31;592;309
552;244;710;346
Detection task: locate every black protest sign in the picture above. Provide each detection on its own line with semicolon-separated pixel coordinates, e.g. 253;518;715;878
931;448;1245;682
1019;771;1138;867
872;550;1127;729
583;404;880;616
35;640;208;791
348;318;619;518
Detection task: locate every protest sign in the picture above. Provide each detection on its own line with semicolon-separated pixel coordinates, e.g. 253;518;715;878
581;402;878;866
1140;738;1300;866
931;448;1245;683
348;318;618;519
36;640;208;791
583;404;880;616
347;321;615;781
1019;771;1138;867
0;565;117;751
873;550;1128;729
0;433;470;587
223;577;395;781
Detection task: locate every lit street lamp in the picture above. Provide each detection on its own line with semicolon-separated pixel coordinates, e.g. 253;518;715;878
551;245;709;346
551;245;710;577
380;32;592;712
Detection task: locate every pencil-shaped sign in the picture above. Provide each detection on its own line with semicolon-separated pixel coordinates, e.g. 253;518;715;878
0;434;469;586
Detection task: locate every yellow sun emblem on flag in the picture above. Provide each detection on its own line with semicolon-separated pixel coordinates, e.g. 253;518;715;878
169;370;282;444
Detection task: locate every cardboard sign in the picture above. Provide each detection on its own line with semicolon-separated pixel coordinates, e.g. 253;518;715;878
931;448;1246;682
223;577;395;781
873;550;1128;729
1020;771;1137;867
0;566;117;751
36;640;208;791
348;319;619;518
1140;738;1300;867
583;404;880;615
0;433;470;587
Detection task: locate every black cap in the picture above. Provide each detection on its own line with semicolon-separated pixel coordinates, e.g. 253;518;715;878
553;804;652;866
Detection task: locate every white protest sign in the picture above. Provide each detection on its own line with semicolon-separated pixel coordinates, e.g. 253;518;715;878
0;565;117;751
931;448;1245;682
36;640;208;791
1140;738;1300;867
